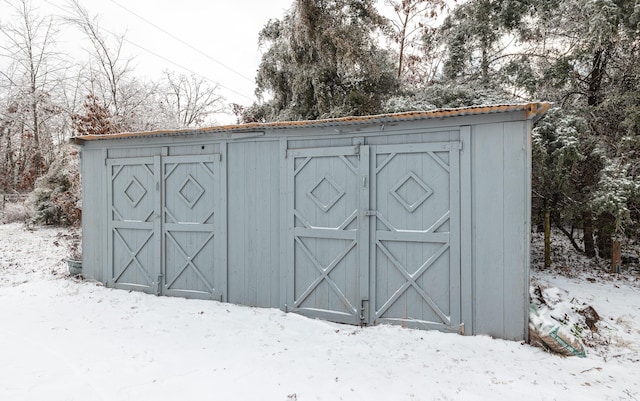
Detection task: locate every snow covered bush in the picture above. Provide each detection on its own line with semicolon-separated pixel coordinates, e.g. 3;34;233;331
589;163;640;233
383;84;514;114
0;199;31;224
29;145;81;227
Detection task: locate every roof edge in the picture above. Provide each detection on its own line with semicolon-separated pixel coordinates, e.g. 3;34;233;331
71;102;551;144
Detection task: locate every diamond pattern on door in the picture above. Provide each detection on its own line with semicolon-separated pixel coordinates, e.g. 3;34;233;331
390;171;433;213
372;144;460;331
307;175;346;212
107;155;221;299
178;175;205;209
124;177;148;207
288;146;366;325
108;158;159;294
163;156;221;300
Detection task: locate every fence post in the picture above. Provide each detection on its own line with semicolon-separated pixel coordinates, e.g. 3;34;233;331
611;239;621;273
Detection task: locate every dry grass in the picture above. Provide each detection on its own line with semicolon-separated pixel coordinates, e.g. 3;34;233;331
0;201;31;224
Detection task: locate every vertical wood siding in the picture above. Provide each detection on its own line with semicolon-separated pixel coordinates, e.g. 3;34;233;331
80;112;534;340
81;148;107;282
471;121;530;340
227;140;281;308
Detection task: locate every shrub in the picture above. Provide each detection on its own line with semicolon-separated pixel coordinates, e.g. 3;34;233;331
0;199;31;224
29;145;82;226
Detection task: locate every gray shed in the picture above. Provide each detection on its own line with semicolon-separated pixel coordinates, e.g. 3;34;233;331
74;103;549;341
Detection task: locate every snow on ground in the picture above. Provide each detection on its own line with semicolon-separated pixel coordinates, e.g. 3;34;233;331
1;223;639;401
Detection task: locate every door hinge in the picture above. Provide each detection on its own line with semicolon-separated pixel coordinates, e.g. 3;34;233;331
360;299;369;326
156;274;164;296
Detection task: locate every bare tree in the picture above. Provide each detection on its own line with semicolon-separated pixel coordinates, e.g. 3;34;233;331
385;0;450;84
0;0;62;187
162;71;224;128
64;0;134;131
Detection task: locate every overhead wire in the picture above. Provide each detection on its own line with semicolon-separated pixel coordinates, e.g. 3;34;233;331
119;37;254;101
43;0;255;102
108;0;254;83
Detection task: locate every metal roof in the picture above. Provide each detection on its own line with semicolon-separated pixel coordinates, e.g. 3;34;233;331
72;102;550;144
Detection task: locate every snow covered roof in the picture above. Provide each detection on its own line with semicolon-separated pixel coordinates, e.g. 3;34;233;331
71;102;550;144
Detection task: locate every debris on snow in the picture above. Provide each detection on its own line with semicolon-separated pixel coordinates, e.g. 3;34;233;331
529;286;586;357
531;228;640;364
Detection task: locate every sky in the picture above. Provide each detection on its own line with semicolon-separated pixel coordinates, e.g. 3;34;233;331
1;0;297;123
0;0;401;124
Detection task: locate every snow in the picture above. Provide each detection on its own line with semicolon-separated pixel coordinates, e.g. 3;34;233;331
1;223;639;401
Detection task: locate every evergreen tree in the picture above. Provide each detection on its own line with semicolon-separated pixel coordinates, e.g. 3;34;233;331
532;0;640;257
71;93;116;136
250;0;399;121
435;0;640;260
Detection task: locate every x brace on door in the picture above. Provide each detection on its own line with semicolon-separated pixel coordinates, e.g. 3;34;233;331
164;231;216;293
112;228;155;287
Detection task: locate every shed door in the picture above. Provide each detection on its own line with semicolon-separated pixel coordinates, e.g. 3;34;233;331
108;157;160;293
371;143;461;331
107;155;222;299
287;146;369;325
162;155;222;300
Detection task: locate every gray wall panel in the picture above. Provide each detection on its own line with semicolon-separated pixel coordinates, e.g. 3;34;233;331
472;122;506;337
471;121;530;340
459;126;473;335
81;148;106;282
502;121;528;340
227;140;281;308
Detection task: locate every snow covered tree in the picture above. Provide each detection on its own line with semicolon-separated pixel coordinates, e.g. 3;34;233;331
434;0;640;259
65;0;155;133
532;108;605;264
539;0;640;256
384;0;450;85
161;71;225;128
71;93;116;136
29;144;81;226
0;0;64;191
251;0;399;121
438;0;532;87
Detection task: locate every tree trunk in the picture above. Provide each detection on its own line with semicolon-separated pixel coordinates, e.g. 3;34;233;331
554;219;584;253
583;211;596;257
580;47;609;259
544;208;551;268
596;212;614;260
611;239;621;273
481;47;489;86
396;13;409;79
587;48;608;107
